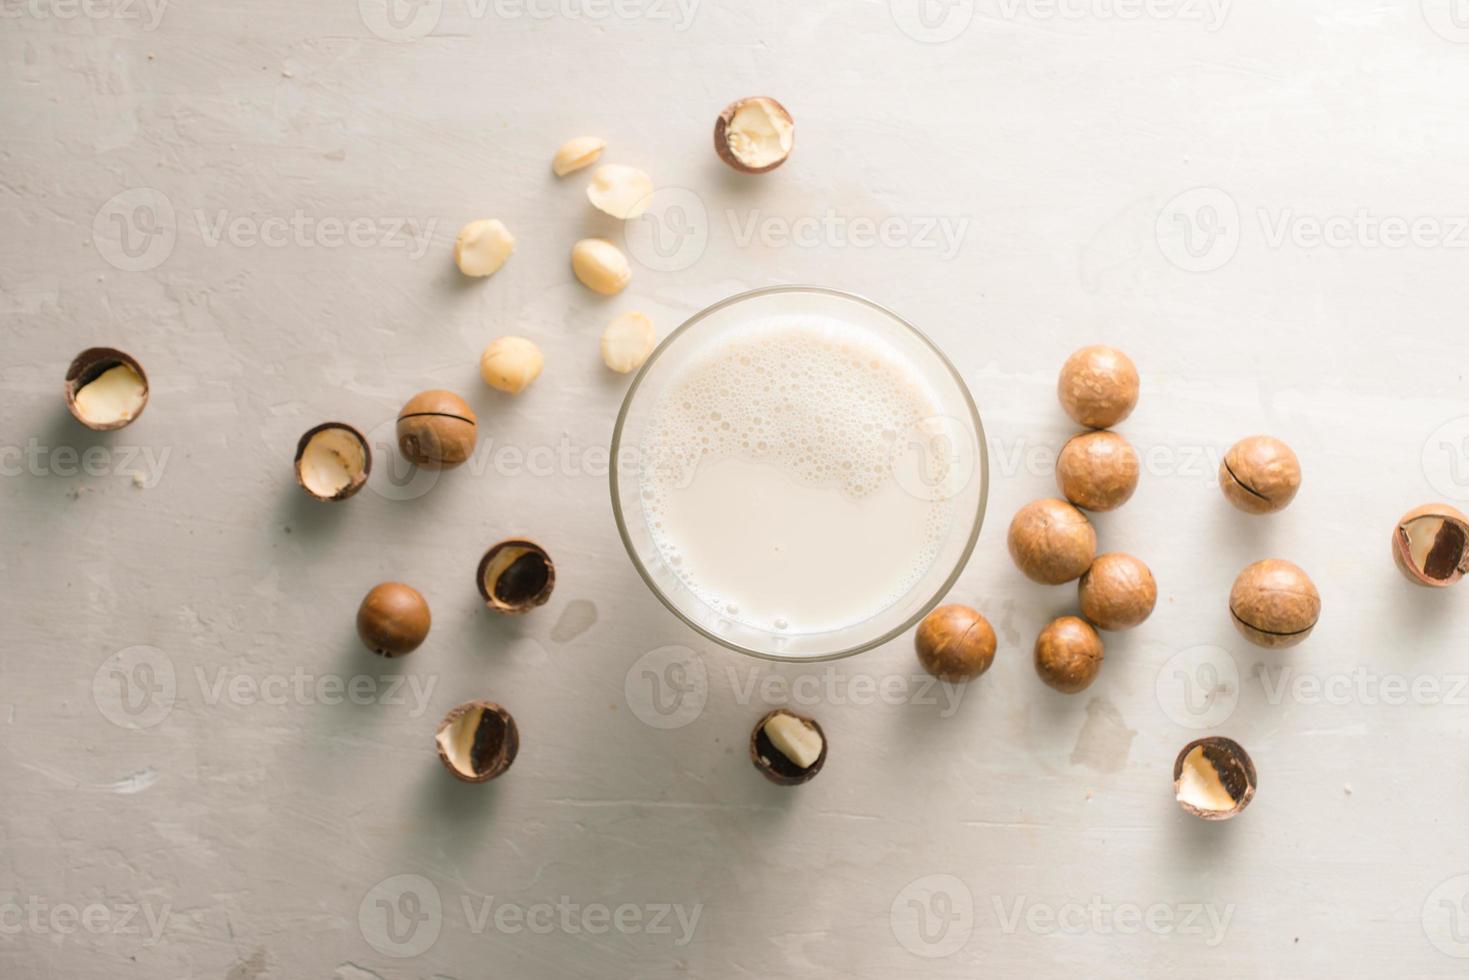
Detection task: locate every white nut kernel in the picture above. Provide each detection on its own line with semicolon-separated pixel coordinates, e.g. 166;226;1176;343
453;219;514;278
571;238;631;295
763;712;822;769
586;164;653;220
552;136;605;177
600;312;656;374
480;337;543;394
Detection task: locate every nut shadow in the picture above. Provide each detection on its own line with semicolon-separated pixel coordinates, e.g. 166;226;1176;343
277;478;353;541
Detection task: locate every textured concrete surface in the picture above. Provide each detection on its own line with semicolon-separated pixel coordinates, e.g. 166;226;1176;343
5;2;1469;977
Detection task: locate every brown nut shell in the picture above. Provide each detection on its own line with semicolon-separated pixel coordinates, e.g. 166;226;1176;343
477;540;555;613
396;390;477;469
1173;736;1256;821
436;700;519;783
714;96;795;174
1220;436;1301;514
749;709;826;786
1057;345;1138;429
1392;503;1469;588
294;422;371;502
1229;559;1320;648
1034;615;1104;693
915;604;997;682
356;582;431;657
1056;430;1140;512
1078;553;1157;631
64;347;149;431
1008;498;1098;585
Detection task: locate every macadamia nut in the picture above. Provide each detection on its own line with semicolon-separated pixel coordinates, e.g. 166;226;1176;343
552;136;605;176
587;164;653;219
1229;559;1320;649
1056;430;1140;512
1034;616;1104;693
915;604;996;682
571;238;631;295
600;311;656;374
480;337;543;394
1008;498;1097;585
1078;553;1156;631
1219;435;1301;514
715;96;795;173
1057;345;1139;429
454;219;514;278
1392;503;1469;587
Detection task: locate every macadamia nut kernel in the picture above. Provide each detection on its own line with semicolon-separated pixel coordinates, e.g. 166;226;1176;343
552;136;605;176
571;238;631;295
586;164;653;219
1057;345;1139;429
1220;435;1301;514
600;311;656;374
453;219;514;278
1056;430;1140;512
715;97;795;173
1008;498;1098;585
480;337;543;394
1229;558;1320;649
750;709;826;785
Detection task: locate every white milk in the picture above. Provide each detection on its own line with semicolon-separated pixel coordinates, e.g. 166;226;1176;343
639;317;952;635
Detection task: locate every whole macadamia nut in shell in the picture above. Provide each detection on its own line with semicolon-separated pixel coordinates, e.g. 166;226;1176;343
1220;436;1301;514
397;390;477;469
1079;553;1157;631
915;604;997;682
1008;498;1098;585
1034;616;1104;693
1229;559;1320;649
1392;503;1469;587
1057;345;1139;429
356;582;431;657
1056;430;1140;512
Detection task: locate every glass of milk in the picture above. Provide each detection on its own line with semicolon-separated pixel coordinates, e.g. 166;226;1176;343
611;286;988;661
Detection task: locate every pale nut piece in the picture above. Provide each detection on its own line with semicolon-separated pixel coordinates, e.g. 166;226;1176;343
600;312;656;374
587;164;653;219
571;238;631;295
1392;503;1469;587
552;136;605;177
1219;435;1301;514
715;96;795;173
480;336;543;394
453;219;514;278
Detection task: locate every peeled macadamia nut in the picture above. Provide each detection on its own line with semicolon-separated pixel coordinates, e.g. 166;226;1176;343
453;219;514;278
1008;498;1097;585
1393;503;1469;587
481;337;543;394
65;348;148;430
571;238;631;295
587;164;653;220
1034;615;1104;693
715;97;794;173
1173;737;1256;821
436;700;519;783
750;709;826;785
1220;435;1301;514
1056;430;1140;512
1079;553;1157;631
294;422;371;502
478;539;555;613
915;604;997;682
356;582;430;657
600;311;656;374
397;390;477;469
1057;345;1139;429
1229;559;1320;649
552;136;605;176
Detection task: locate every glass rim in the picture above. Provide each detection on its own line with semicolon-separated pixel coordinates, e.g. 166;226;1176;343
609;284;989;663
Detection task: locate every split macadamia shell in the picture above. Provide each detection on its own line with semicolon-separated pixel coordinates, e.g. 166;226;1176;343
1173;737;1256;821
1219;435;1301;514
1057;345;1138;429
1392;504;1469;587
1056;430;1140;512
714;96;795;173
1078;553;1157;631
65;347;149;430
477;540;555;613
436;700;519;783
1229;558;1320;649
1008;498;1098;585
356;582;431;657
1034;616;1104;693
750;709;826;785
396;390;477;469
914;604;997;682
294;422;371;502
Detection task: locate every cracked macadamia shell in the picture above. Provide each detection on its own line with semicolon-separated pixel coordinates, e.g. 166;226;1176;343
436;700;519;783
294;422;371;502
714;96;795;173
1034;616;1104;693
1057;345;1138;429
1393;504;1469;587
1220;436;1301;514
915;604;997;682
1056;430;1140;512
750;709;826;785
1008;498;1098;585
1173;737;1256;820
477;540;555;613
396;390;477;469
1229;559;1320;648
356;582;430;657
1078;553;1157;631
65;347;149;431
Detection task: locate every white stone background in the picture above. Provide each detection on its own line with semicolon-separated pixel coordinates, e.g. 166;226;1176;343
5;0;1469;976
